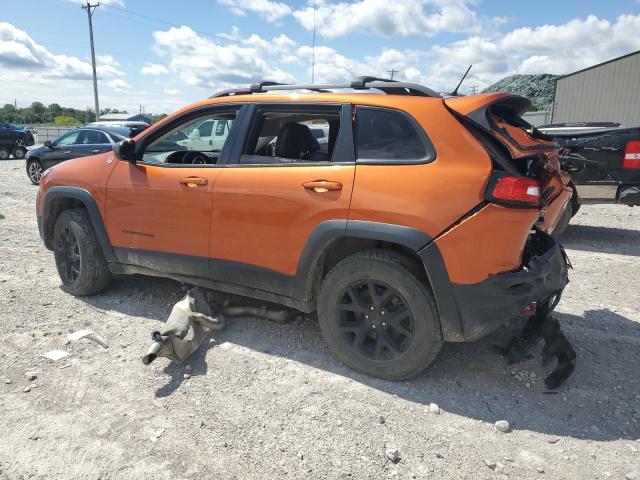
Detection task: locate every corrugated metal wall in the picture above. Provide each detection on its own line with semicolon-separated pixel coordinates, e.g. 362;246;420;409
522;111;552;126
552;52;640;126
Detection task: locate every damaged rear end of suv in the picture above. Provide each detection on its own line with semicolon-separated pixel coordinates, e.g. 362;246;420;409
434;93;575;387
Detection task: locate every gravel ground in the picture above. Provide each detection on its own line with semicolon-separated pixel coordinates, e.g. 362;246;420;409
0;158;639;479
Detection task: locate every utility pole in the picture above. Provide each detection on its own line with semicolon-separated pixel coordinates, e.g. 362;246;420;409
311;0;316;83
82;2;101;121
387;69;399;80
469;85;479;95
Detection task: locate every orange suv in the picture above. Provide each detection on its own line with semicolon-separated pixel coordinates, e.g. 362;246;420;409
36;77;573;379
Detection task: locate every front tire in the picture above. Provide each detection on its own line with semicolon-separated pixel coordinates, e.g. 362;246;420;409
317;250;443;380
53;209;111;296
0;147;9;160
27;159;43;185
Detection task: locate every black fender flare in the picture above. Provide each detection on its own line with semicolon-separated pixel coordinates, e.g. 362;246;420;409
296;220;464;341
42;186;116;263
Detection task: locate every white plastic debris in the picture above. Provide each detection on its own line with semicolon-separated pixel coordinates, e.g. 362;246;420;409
386;448;400;462
66;329;109;348
149;428;165;443
41;350;72;361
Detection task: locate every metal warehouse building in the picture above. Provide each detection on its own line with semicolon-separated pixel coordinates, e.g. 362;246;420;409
551;50;640;126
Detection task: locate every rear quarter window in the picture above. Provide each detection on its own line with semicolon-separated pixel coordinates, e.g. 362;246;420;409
355;107;435;164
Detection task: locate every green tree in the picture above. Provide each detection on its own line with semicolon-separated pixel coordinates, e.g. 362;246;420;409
54;115;80;126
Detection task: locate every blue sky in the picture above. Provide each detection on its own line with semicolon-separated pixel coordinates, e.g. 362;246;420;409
1;0;639;114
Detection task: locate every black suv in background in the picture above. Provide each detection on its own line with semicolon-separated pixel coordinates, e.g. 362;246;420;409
25;126;141;184
0;123;35;159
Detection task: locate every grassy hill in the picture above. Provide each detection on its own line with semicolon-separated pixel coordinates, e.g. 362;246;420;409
482;74;559;111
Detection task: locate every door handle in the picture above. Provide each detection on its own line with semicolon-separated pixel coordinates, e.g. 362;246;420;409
180;176;208;187
302;180;343;193
63;150;71;154
92;149;100;153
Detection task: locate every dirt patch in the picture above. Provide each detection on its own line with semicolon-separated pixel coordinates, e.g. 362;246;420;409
0;159;639;479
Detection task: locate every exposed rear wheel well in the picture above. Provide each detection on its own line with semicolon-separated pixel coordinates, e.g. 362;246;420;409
308;237;429;304
44;197;87;249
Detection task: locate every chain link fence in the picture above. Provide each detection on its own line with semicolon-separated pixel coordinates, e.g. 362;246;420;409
17;124;81;144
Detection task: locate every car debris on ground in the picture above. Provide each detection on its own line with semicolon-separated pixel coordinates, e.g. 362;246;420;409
142;287;224;365
66;329;109;348
41;349;72;361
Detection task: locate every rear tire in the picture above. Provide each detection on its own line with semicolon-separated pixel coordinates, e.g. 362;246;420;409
317;250;443;380
27;159;43;185
53;209;111;296
12;146;26;159
0;147;9;160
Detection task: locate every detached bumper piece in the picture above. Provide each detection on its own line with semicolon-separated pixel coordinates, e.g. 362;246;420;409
452;230;569;341
620;186;640;206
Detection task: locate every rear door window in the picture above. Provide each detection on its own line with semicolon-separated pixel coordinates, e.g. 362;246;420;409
55;131;81;146
77;130;109;144
355;107;435;164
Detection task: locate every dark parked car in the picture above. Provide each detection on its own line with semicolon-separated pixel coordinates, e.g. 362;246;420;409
539;122;640;209
0;123;35;159
25;127;142;184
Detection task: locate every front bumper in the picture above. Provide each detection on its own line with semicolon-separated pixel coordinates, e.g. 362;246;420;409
450;231;569;341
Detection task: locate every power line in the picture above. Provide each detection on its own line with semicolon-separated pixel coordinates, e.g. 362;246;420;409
106;4;222;40
81;2;101;121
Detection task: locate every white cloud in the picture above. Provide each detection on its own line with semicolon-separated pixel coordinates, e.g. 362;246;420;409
217;26;242;41
141;63;169;75
218;0;292;22
421;14;640;91
164;88;181;95
151;26;295;90
106;79;131;92
0;22;124;80
293;0;504;38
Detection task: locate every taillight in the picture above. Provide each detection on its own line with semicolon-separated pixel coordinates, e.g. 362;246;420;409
623;140;640;169
486;172;541;207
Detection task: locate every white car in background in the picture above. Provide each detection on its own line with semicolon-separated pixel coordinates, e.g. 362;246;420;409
177;118;233;151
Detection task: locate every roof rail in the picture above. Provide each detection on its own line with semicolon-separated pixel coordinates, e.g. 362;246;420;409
209;77;441;99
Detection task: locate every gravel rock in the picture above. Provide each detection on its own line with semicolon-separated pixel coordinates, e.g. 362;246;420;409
377;416;385;424
385;448;399;463
25;372;37;381
625;471;640;480
428;403;440;414
3;378;11;384
23;386;31;393
483;459;497;470
494;420;510;433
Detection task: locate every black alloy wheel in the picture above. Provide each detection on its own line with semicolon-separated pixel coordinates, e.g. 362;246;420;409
336;280;415;361
55;225;81;284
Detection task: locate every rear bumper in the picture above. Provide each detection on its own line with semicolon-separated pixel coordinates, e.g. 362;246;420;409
421;231;568;341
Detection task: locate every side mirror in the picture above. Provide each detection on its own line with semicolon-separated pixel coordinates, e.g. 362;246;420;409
114;139;138;164
44;140;52;148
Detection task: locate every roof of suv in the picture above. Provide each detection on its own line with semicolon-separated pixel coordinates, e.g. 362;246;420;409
210;77;443;99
